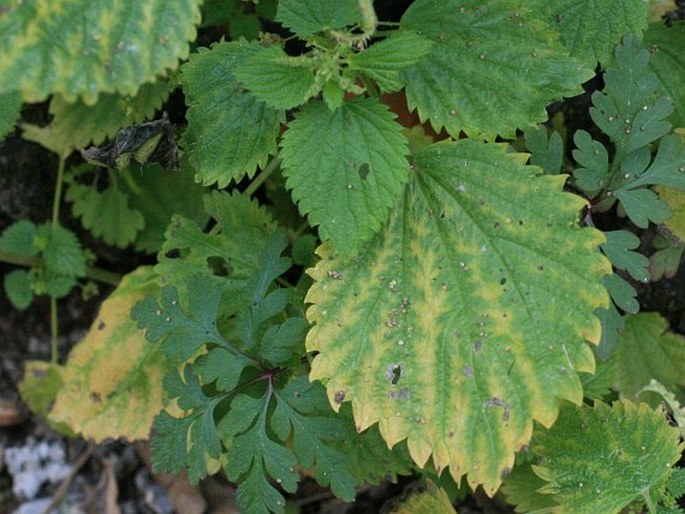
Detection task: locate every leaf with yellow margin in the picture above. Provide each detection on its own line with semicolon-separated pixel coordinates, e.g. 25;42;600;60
305;139;610;495
50;266;172;441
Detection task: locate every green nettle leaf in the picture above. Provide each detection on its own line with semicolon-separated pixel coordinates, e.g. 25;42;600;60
601;230;649;282
528;0;650;67
656;186;685;241
21;81;172;155
571;129;610;194
280;97;409;258
4;269;33;310
0;220;39;257
67;183;145;248
388;480;455;514
523;126;563;175
234;45;317;110
39;224;86;278
275;0;360;37
181;40;284;187
305;140;610;493
500;463;558;513
0;0;200;105
348;31;434;94
605;312;685;404
644;22;685;128
0;91;21;140
532;400;683;514
399;0;593;140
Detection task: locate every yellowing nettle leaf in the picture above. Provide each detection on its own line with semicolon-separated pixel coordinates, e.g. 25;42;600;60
606;312;685;404
0;91;21;140
280;97;409;259
399;0;593;140
276;0;361;37
388;481;455;514
656;186;685;240
181;41;284;187
0;0;200;105
50;267;171;441
645;22;685;129
528;0;650;67
21;81;172;156
532;400;683;514
305;140;610;494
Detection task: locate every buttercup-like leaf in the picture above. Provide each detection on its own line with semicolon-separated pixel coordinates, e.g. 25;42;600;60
181;41;284;187
281;97;409;258
533;400;683;513
400;0;593;139
50;267;172;441
529;0;649;67
601;230;650;282
305;140;610;493
0;0;200;104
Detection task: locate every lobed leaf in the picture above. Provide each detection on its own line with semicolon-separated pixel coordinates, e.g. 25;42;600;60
280;97;409;259
524;126;563;175
399;0;593;139
532;400;683;513
305;139;610;493
528;0;650;67
0;0;200;105
571;130;610;194
601;230;650;282
181;41;284;187
275;0;360;37
348;31;434;94
603;274;639;314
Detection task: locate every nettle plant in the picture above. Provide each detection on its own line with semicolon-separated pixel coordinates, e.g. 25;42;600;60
2;0;685;512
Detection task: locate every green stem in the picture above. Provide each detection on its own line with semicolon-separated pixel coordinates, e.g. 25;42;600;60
642;489;657;514
358;0;378;36
52;157;66;228
50;296;58;364
245;157;281;197
0;250;121;286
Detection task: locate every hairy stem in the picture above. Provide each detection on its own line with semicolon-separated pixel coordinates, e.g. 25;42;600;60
358;0;378;36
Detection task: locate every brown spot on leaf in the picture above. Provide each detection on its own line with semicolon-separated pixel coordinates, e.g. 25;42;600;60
334;390;346;404
388;387;410;400
97;320;106;330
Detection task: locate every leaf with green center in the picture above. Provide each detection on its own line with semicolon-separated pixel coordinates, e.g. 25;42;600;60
532;400;683;514
280;97;409;259
21;81;172;156
644;22;685;128
399;0;593;140
67;183;145;248
590;35;673;155
524;126;563;175
0;91;21;141
305;139;610;494
234;45;316;110
181;41;284;187
601;230;649;282
222;391;300;514
348;31;434;94
572;130;610;195
49;267;174;441
271;376;357;500
275;0;360;37
528;0;649;67
605;312;685;405
0;0;200;105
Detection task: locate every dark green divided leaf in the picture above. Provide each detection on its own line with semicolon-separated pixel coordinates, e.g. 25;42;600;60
21;81;172;156
276;0;360;37
400;0;593;139
601;230;649;282
349;31;433;94
234;45;316;110
524;126;563;175
644;22;685;129
603;273;639;314
528;0;649;67
594;302;624;360
0;91;21;141
572;129;610;195
605;312;685;404
305;139;610;494
0;0;200;104
67;183;145;248
532;400;683;513
181;40;284;187
280;97;409;259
